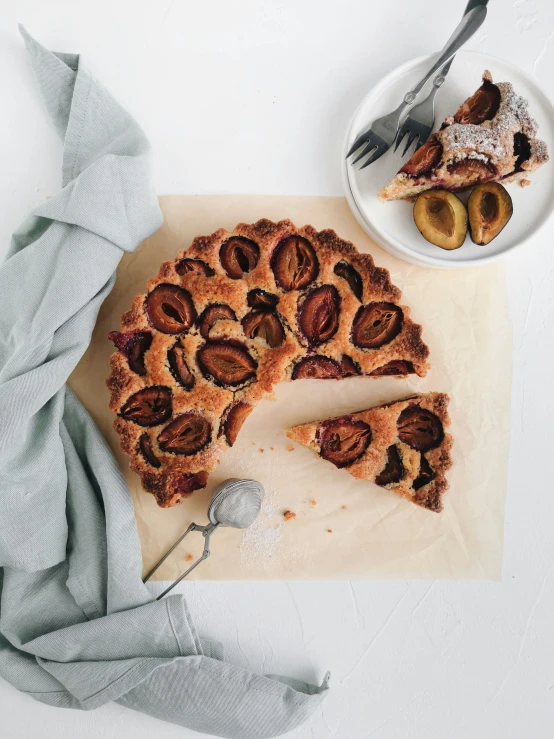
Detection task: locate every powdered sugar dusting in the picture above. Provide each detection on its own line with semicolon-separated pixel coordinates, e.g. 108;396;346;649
442;122;509;161
239;484;284;570
440;77;544;170
533;138;549;163
453;151;489;164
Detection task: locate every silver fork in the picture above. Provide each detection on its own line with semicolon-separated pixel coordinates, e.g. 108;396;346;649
346;4;487;169
394;66;450;156
395;0;490;156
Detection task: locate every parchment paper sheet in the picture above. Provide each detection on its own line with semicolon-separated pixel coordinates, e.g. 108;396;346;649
69;195;512;580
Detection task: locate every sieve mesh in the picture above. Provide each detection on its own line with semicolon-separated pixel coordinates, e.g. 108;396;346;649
208;479;264;529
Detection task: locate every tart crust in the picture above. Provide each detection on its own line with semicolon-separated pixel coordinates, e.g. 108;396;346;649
287;392;453;513
107;220;430;507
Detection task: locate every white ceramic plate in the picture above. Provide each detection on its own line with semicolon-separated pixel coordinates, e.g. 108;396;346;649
342;51;554;268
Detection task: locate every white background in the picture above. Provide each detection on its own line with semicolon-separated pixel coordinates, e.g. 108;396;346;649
1;1;554;737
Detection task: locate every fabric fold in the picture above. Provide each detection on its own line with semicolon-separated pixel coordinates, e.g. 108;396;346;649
0;27;328;738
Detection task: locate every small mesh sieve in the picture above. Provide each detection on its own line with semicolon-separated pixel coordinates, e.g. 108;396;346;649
208;478;264;528
143;478;265;598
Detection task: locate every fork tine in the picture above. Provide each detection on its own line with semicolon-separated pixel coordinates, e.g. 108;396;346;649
352;140;377;165
359;146;385;169
402;132;417;157
394;128;407;152
346;130;370;158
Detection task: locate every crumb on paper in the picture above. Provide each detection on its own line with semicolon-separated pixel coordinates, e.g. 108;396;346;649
287;444;295;452
252;441;256;445
270;446;275;451
185;553;194;562
310;498;317;506
260;448;265;453
327;529;333;533
519;178;531;188
284;510;296;521
341;505;347;510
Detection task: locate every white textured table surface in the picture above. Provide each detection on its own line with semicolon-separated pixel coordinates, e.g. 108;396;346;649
1;1;554;737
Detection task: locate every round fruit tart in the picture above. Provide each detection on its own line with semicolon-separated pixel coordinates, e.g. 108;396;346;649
107;219;430;507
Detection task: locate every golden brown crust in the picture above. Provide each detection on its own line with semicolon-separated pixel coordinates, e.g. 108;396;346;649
107;219;430;507
287;393;453;513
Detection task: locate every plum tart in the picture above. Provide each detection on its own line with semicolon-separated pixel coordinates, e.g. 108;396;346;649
380;71;548;201
287;393;453;513
107;219;430;507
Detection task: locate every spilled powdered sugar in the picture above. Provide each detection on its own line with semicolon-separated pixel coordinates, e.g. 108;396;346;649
231;443;309;570
239;484;285;570
224;443;287;569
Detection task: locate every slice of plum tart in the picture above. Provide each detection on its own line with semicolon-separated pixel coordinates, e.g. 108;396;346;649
287;393;453;513
380;70;548;202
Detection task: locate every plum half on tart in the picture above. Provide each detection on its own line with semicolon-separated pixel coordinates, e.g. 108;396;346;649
107;219;430;507
380;70;549;202
287;393;453;513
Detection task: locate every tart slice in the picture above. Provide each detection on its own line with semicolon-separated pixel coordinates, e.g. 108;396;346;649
379;71;548;201
286;392;453;512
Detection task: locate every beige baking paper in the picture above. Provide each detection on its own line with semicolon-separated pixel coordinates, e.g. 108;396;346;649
69;195;512;581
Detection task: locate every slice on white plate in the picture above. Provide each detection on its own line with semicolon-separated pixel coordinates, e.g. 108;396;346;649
343;50;554;268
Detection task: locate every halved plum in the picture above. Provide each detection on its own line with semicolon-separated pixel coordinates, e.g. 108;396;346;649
242;311;285;348
334;261;363;301
175;258;215;277
270;235;319;292
108;330;152;376
172;471;209;496
298;285;340;346
513;132;532;171
145;284;197;334
454;78;501;125
197;340;257;387
247;288;279;311
222;401;253;446
219;237;260;279
447;159;495;188
292;355;342;380
413;190;468;250
412;455;435;490
339;355;361;377
369;360;414;376
138;433;161;468
167;341;195;390
397;406;444;452
317;416;372;468
375;445;404;486
157;412;212;455
352;302;403;349
120;386;172;427
468;182;513;245
197;303;237;339
400;134;443;178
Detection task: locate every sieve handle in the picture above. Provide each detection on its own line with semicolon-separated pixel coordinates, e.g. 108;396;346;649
143;522;198;583
143;523;218;599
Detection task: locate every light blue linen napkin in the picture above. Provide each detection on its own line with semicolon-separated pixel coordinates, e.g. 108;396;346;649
0;27;328;738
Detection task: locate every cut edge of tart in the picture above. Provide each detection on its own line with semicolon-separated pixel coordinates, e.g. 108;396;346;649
286;392;453;513
107;219;430;508
379;70;549;202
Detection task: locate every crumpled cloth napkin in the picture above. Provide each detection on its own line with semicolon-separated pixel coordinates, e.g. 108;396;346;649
0;27;328;738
